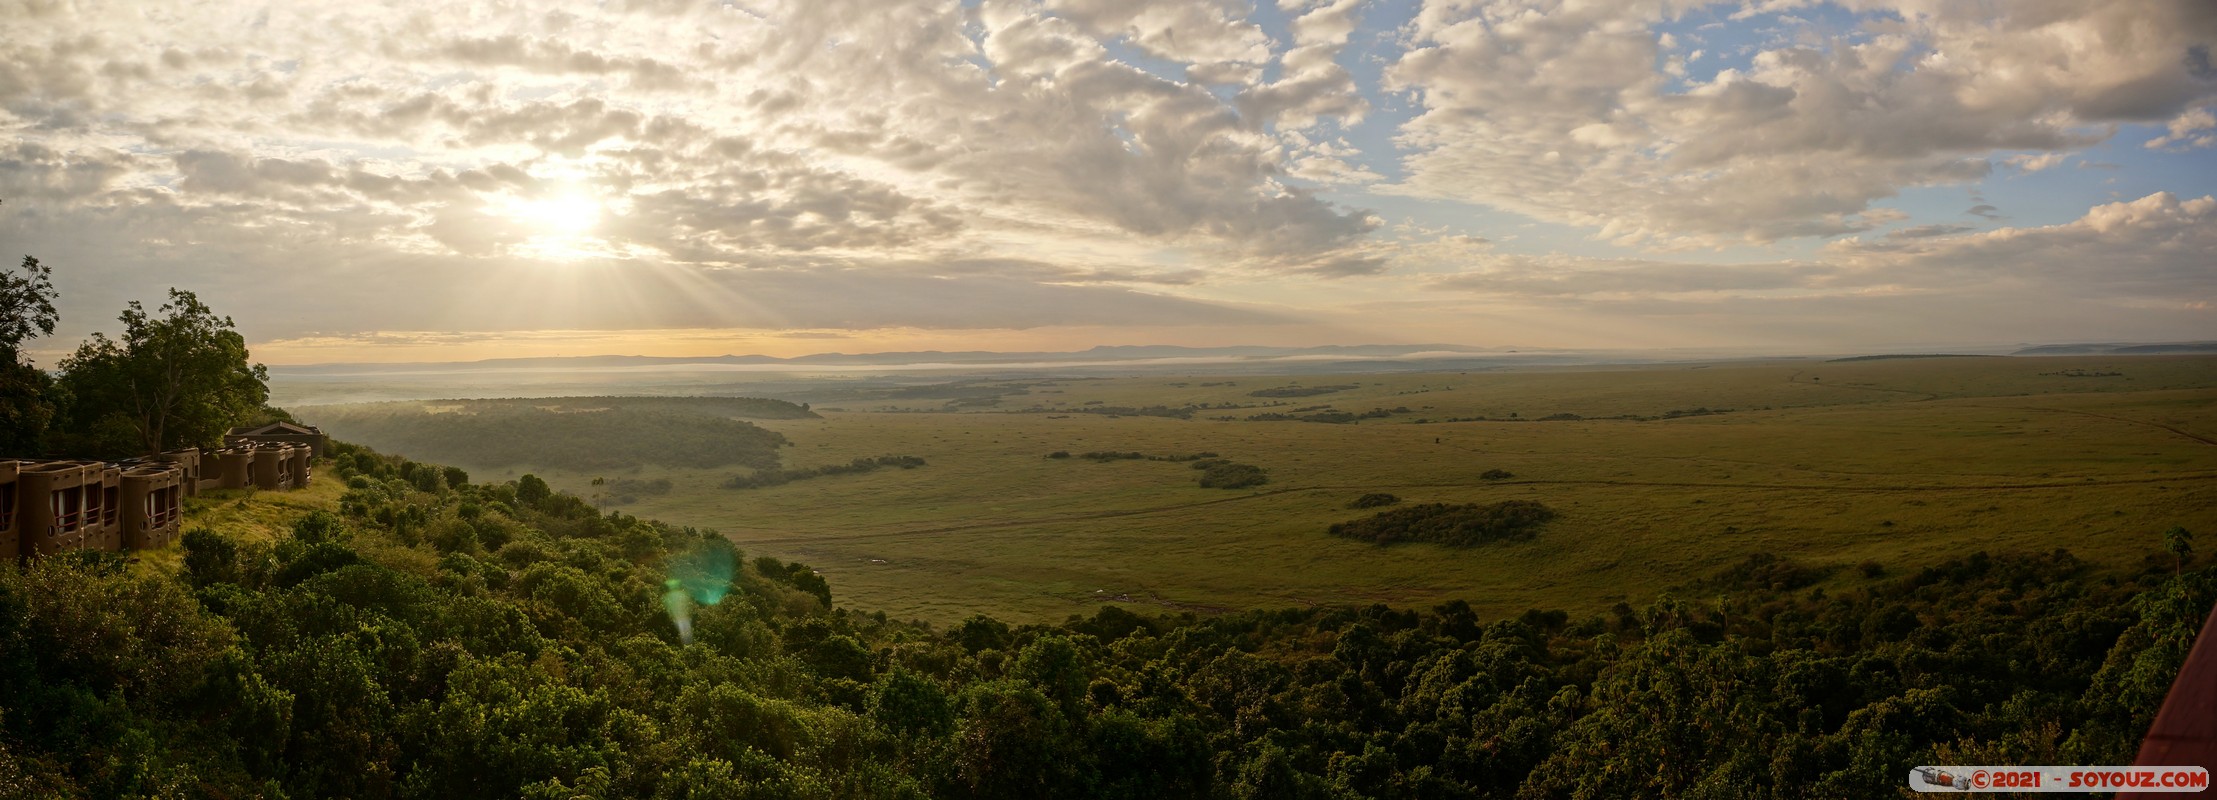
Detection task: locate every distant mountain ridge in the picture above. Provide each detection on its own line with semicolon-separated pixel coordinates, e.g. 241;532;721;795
266;340;2217;377
2011;341;2217;356
270;344;1506;374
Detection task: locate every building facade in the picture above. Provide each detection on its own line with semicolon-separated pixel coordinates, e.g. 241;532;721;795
2;443;314;560
226;421;329;458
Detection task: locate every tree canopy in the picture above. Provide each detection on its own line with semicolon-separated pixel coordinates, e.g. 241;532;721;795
0;253;61;453
0;440;2205;799
0;254;58;357
57;288;268;457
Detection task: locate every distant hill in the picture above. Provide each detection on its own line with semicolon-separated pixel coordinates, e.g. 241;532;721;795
269;344;1504;375
411;396;820;419
302;396;806;472
2013;341;2217;356
1826;354;1999;362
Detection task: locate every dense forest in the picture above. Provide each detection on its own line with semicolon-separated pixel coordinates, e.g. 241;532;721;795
0;440;2204;799
309;404;792;472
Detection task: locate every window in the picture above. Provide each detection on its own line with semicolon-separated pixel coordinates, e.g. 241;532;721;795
55;487;81;532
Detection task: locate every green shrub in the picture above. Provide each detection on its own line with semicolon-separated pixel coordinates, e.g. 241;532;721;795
1349;493;1400;509
1197;463;1269;490
1329;500;1557;546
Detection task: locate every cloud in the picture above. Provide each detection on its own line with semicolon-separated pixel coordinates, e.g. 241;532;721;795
0;0;1384;349
1429;256;1839;298
1041;0;1274;67
0;0;2210;355
1886;223;1975;239
2147;107;2217;150
1829;191;2217;298
1382;1;2217;246
1427;192;2214;307
2003;153;2067;172
1405;192;2213;349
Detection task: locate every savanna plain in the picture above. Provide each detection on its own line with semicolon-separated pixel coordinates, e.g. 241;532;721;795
303;354;2217;625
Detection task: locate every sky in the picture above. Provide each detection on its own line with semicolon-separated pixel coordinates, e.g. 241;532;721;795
1;0;2213;364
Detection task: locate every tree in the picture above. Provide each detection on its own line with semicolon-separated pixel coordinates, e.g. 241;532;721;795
0;254;59;356
0;253;60;454
57;288;268;457
2164;526;2195;575
516;473;552;506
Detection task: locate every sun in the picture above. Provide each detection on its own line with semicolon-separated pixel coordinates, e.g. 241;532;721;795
490;189;613;260
514;192;602;234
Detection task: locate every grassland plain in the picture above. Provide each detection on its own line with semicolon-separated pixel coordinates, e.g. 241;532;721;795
303;355;2217;624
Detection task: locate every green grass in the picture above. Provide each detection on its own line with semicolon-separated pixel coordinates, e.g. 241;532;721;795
343;355;2217;625
131;478;351;576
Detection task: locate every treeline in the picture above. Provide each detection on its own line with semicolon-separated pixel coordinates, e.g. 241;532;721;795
1412;408;1733;423
0;441;2204;798
0;250;268;459
1047;450;1219;462
311;405;790;472
1329;500;1557;546
1247;384;1359;398
1045;451;1266;489
1244;407;1402;424
1029;404;1199;419
723;455;927;489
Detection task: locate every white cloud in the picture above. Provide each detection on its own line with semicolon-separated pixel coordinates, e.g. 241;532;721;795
2147;107;2217;151
1424;192;2214;305
1384;1;2217;246
1829;191;2217;298
1041;0;1274;67
0;0;1382;346
0;0;2209;354
2004;153;2067;172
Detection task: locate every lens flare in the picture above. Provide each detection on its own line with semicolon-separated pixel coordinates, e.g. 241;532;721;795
664;541;737;644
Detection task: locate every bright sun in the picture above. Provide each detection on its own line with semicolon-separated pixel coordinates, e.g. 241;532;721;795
491;190;609;260
515;193;602;234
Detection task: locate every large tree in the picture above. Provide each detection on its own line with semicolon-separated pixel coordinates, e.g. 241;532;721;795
0;250;61;454
59;288;268;457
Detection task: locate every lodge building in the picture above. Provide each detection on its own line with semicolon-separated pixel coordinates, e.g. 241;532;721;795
0;442;313;560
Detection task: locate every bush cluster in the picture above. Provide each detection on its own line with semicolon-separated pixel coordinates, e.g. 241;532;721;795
1247;384;1360;398
1196;462;1269;490
1329;500;1557;546
723;455;928;489
1349;492;1401;509
1052;451;1221;462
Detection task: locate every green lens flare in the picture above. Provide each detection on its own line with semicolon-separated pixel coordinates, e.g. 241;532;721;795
663;541;737;644
668;540;736;606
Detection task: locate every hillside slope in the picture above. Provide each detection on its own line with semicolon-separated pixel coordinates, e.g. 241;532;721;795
0;441;2204;798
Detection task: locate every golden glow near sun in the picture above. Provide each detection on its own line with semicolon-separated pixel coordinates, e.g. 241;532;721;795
493;189;610;261
518;193;603;234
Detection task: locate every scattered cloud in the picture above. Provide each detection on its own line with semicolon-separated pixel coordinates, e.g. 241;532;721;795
1886;224;1976;239
0;0;2209;356
2147;107;2217;151
2004;153;2068;173
1382;1;2217;246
